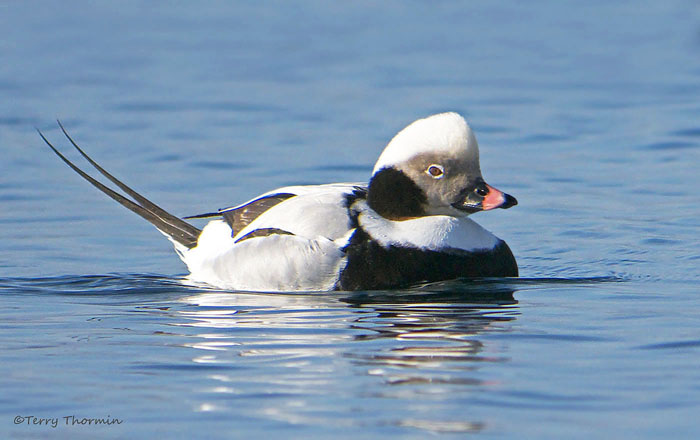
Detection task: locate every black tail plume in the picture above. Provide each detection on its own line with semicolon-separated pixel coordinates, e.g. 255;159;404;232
38;124;201;249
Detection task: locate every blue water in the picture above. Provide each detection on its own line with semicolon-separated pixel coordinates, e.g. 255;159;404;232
1;1;700;438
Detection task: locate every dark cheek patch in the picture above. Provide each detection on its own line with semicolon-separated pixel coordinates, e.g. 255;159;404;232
367;167;427;220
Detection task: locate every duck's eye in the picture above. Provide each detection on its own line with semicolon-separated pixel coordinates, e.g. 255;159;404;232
426;164;444;179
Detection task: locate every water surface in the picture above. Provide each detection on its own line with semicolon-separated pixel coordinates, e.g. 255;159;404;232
1;1;699;439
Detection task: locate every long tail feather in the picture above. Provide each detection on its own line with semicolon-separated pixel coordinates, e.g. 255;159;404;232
183;211;221;219
38;126;201;249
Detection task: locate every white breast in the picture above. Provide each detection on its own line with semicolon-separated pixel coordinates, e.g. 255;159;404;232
355;201;500;252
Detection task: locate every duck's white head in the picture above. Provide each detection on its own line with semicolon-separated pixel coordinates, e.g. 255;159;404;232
368;112;517;219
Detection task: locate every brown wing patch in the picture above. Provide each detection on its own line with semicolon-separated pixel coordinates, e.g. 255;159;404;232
234;228;294;244
221;193;295;237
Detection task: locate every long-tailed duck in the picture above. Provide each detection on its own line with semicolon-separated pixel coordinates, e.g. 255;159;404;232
40;112;518;291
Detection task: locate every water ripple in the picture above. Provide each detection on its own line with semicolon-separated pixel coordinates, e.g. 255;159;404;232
641;140;697;151
0;273;621;297
637;340;700;350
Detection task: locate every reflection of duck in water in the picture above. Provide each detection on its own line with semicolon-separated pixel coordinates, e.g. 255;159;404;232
42;112;517;291
170;283;518;434
178;280;517;368
344;281;517;342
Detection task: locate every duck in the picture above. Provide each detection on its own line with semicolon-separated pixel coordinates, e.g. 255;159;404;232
39;112;518;292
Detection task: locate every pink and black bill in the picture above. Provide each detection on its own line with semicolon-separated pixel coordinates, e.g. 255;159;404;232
451;179;517;213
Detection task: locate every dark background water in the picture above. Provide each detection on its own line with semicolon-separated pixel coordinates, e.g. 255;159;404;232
1;1;699;438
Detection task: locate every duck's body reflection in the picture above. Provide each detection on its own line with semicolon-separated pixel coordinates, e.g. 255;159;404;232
164;280;518;434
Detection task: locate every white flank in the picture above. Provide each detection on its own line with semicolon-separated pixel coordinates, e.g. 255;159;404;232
184;220;346;291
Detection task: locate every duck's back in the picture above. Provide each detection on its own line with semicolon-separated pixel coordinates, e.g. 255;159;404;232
230;184;364;242
181;184;364;291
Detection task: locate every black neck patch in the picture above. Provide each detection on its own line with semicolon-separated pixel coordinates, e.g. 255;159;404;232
367;167;427;220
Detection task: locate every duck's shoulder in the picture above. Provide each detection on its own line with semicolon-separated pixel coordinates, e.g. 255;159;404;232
226;183;366;241
217;183;365;212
